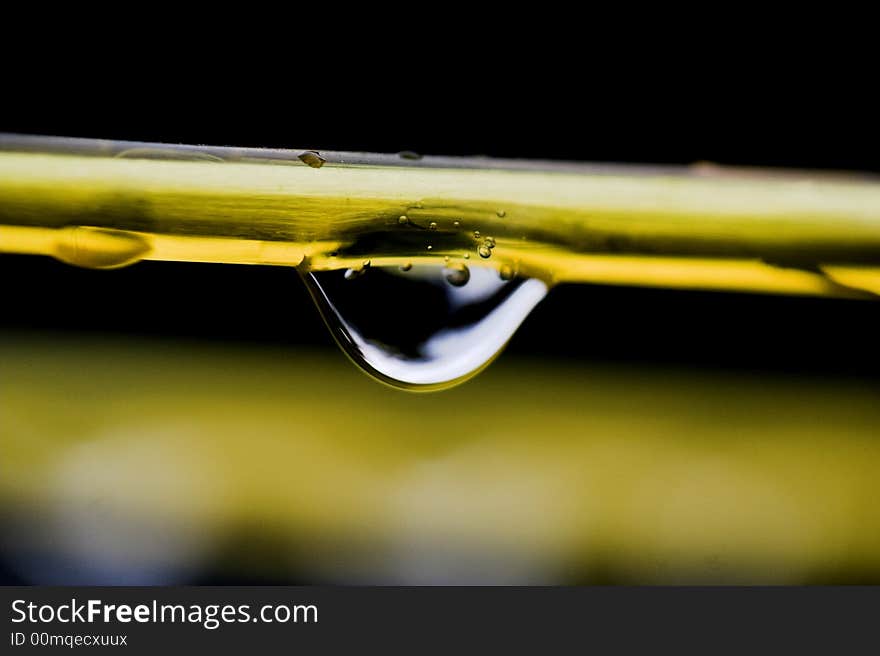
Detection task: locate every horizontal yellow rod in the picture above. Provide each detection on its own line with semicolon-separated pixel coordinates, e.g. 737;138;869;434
1;135;879;297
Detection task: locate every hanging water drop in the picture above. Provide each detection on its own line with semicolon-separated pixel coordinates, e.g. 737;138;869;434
444;263;470;287
299;264;548;390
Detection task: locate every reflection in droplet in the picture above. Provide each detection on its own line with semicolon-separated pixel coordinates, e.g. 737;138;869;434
300;264;548;390
444;263;471;287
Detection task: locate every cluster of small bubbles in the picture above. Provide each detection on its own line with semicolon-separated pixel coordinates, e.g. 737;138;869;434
399;262;413;272
499;264;515;281
444;263;471;287
398;215;409;225
496;209;506;218
344;260;371;280
478;235;497;259
473;230;481;239
429;221;438;230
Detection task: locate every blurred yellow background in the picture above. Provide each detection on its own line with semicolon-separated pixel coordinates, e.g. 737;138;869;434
2;334;878;584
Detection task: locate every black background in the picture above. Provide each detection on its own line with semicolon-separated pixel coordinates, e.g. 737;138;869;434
1;54;878;381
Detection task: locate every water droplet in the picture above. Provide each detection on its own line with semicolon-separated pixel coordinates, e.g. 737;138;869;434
453;220;461;228
499;264;515;281
473;230;481;239
478;245;492;259
399;262;413;272
429;221;438;230
115;148;224;163
463;253;470;259
444;263;471;287
496;209;506;218
344;260;371;280
484;236;496;249
298;151;326;168
398;215;409;225
398;151;422;160
53;226;151;269
427;245;433;251
443;255;450;263
300;265;548;390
